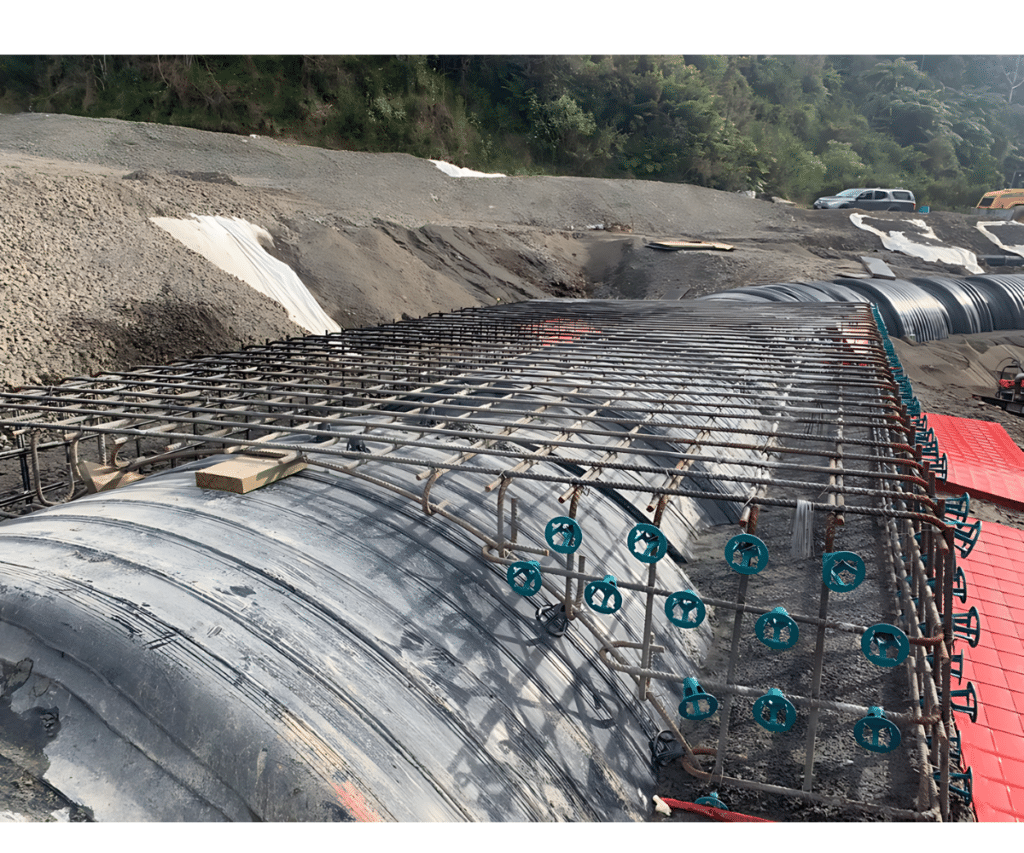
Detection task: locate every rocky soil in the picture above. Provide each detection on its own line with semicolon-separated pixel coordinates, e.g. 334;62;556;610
0;112;1010;391
1;112;1022;823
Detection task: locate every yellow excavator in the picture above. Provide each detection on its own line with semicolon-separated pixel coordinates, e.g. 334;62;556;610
975;170;1024;219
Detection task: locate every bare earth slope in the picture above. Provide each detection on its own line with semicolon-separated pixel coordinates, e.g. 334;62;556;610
0;112;1007;392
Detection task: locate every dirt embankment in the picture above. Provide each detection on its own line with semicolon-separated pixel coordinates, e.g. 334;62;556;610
0;112;1009;392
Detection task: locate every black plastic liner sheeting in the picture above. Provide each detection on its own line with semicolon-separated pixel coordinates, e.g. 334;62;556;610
1;460;706;821
699;273;1024;341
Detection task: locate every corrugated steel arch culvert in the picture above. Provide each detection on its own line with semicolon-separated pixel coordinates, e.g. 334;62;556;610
833;278;950;343
0;303;802;822
909;277;994;335
0;458;707;821
966;274;1024;329
697;274;1024;342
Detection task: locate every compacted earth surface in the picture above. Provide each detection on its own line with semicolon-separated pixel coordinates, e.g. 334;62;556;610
1;112;1022;823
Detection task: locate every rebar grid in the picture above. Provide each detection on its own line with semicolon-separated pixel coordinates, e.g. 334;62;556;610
2;301;922;510
0;299;953;818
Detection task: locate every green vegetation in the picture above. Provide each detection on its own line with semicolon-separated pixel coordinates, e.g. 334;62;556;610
2;54;1023;210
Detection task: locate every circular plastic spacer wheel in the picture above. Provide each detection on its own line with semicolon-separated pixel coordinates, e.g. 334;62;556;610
752;688;797;732
754;607;799;650
584;575;623;614
724;534;769;574
627;522;669;563
664;590;706;628
506;560;543;597
853;707;902;753
678;677;718;721
861;623;910;668
545;516;583;554
694;791;728;810
822;551;866;593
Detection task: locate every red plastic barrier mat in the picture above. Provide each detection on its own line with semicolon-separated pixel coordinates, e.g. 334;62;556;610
925;413;1024;509
957;520;1024;822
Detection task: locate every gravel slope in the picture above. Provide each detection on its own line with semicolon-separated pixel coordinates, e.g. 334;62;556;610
0;112;1006;391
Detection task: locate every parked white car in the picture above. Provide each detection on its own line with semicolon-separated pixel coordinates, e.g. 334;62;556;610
813;188;868;209
814;187;916;212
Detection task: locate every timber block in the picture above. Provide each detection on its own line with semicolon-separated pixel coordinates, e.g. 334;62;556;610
195;453;306;494
77;459;146;493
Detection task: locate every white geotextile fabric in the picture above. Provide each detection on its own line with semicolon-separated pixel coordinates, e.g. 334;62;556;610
429;160;505;178
151;215;341;335
976;221;1024;258
850;213;983;274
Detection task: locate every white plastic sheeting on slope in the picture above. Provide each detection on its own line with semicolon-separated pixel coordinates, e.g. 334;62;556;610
976;220;1024;258
850;213;983;274
151;215;341;335
429;160;506;178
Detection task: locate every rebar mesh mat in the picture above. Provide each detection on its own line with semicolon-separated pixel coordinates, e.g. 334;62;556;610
0;299;968;820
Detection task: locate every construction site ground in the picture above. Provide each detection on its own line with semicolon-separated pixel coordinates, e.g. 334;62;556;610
1;113;1023;824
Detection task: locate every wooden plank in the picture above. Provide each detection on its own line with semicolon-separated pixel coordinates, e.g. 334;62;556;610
195;454;306;494
648;240;735;252
860;255;896;279
77;459;146;493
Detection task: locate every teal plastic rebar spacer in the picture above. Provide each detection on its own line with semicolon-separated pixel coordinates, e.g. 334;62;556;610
934;453;948;481
679;677;718;721
584;575;622;614
694;791;728;810
506;560;543;597
951;518;981;558
952;605;982;647
929;726;962;764
545;516;583;554
952;564;969;601
627;522;668;563
755;606;799;650
753;688;796;732
861;623;910;667
934;767;973;805
853;706;902;753
944;493;970;524
927;565;968;603
928;650;964;682
724;533;769;574
822;551;866;593
948;682;979;723
665;590;706;628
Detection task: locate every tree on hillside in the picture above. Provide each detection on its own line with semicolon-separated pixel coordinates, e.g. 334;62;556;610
1003;56;1024;103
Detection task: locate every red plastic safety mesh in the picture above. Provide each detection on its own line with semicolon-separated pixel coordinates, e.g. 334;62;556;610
925;413;1024;509
957;520;1024;822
